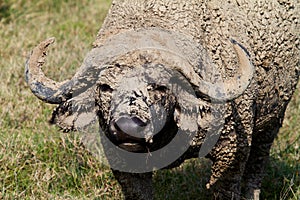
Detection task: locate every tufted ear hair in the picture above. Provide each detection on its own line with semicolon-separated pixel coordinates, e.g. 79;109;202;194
50;88;98;132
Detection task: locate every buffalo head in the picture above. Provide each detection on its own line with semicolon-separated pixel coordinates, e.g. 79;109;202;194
25;28;254;171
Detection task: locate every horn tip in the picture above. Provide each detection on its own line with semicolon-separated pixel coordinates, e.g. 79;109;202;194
47;37;56;43
230;38;238;45
230;38;251;58
39;37;56;49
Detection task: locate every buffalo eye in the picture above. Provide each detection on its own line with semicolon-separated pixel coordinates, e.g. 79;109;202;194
155;85;168;92
99;84;113;92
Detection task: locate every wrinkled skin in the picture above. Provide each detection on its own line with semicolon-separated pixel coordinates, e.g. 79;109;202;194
25;0;299;199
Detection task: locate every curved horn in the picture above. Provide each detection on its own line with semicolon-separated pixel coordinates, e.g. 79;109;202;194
25;38;74;104
25;37;105;104
25;29;254;104
194;39;254;102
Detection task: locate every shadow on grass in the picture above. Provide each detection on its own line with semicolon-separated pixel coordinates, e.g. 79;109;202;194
261;157;299;200
153;157;299;200
0;2;12;23
154;158;213;200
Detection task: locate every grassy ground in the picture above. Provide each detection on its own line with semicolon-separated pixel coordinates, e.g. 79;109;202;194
0;0;299;199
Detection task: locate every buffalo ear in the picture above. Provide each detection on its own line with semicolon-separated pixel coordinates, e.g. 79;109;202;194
50;89;98;132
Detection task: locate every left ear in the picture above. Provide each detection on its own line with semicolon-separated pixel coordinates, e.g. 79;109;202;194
50;88;98;132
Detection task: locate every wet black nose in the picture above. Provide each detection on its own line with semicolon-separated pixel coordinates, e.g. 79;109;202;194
115;116;147;136
109;116;147;143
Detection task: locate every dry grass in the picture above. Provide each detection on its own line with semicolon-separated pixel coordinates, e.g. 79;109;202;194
0;0;299;199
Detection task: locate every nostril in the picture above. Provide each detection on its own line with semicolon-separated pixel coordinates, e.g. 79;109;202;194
114;116;147;137
131;117;147;127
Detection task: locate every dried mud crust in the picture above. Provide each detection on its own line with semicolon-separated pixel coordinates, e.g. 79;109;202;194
25;0;299;199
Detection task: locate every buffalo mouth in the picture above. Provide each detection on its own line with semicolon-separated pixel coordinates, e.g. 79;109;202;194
108;134;149;153
118;142;146;152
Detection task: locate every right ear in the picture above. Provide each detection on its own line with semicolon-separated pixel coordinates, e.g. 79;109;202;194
196;102;226;158
50;88;98;132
